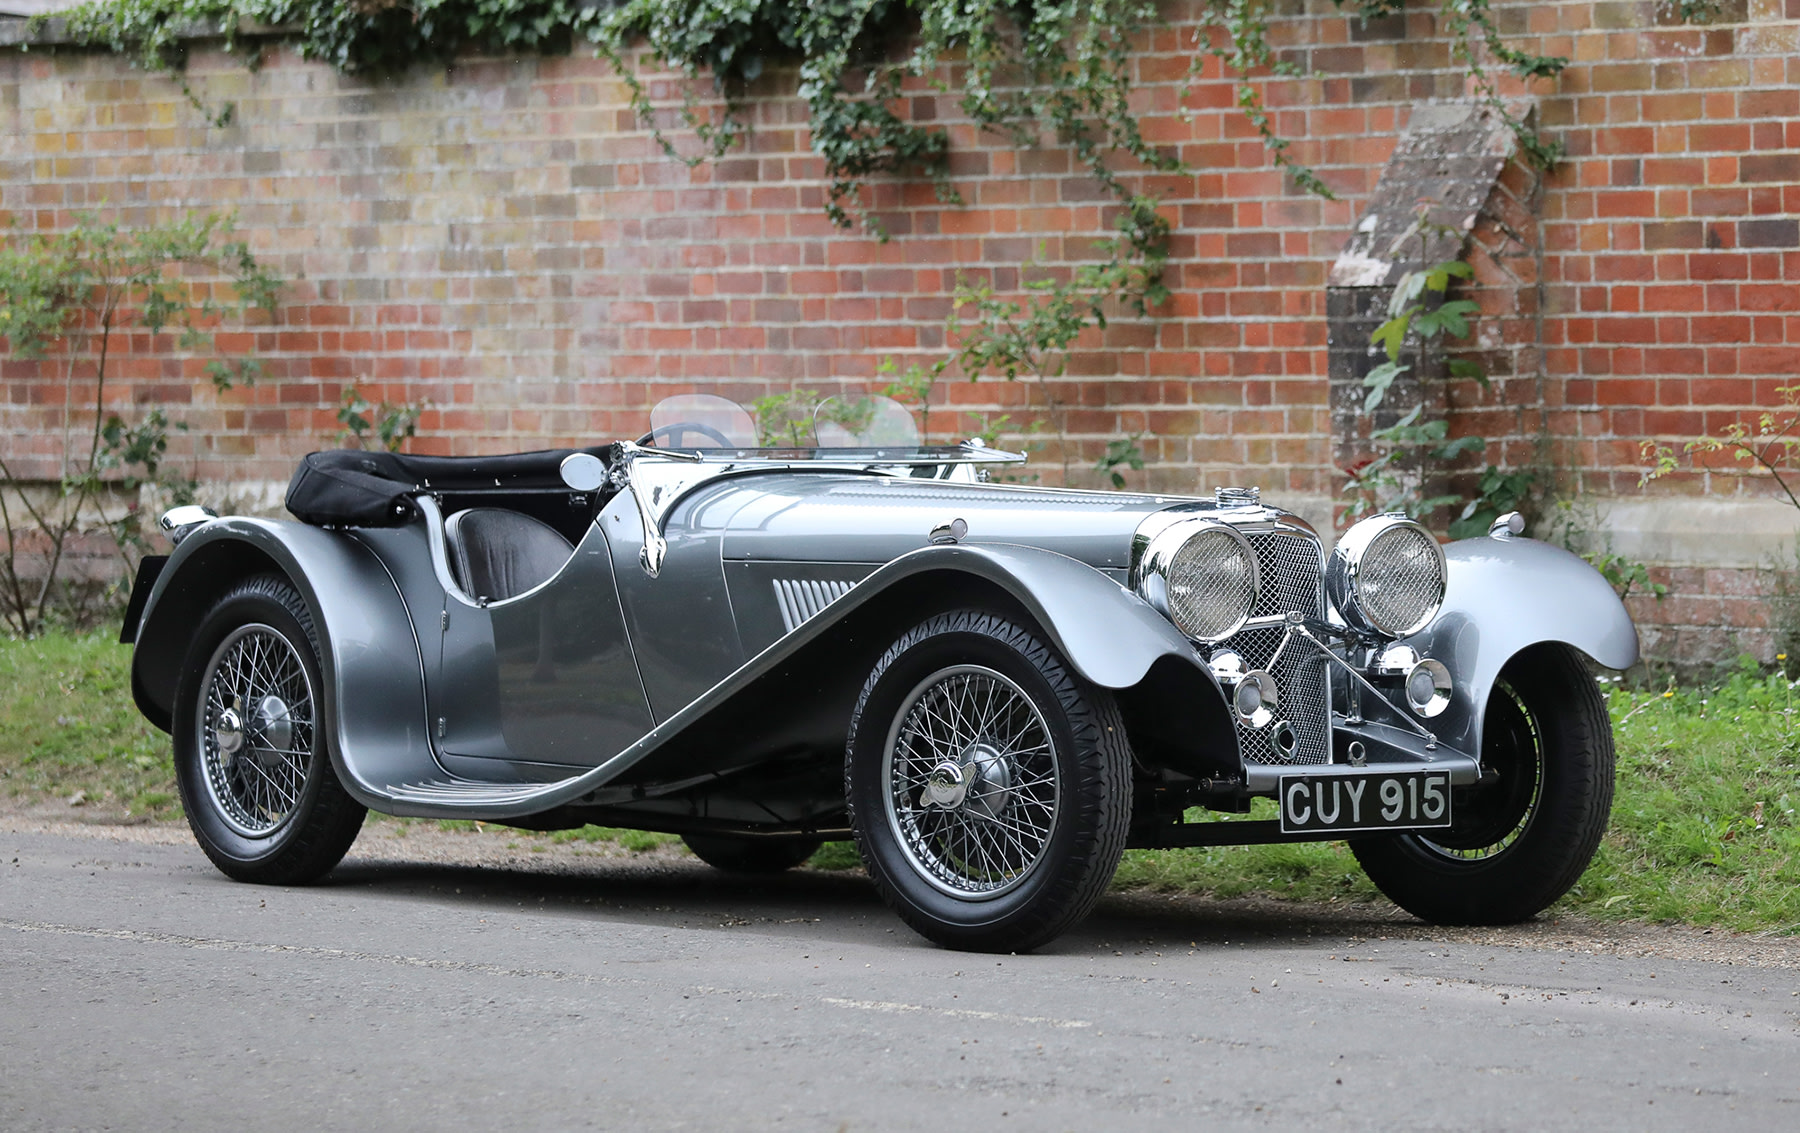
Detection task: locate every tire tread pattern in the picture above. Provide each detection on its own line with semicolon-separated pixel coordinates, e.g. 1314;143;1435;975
845;610;1131;952
1352;643;1615;925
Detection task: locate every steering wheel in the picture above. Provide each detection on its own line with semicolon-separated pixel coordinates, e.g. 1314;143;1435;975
636;421;740;449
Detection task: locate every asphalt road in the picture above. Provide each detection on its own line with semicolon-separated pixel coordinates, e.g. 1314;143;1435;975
3;824;1797;1132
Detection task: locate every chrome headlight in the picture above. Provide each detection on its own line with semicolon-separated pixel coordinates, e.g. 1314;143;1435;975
1135;518;1259;642
1326;514;1445;638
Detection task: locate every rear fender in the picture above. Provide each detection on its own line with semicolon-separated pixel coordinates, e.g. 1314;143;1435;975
1409;535;1639;753
129;518;434;810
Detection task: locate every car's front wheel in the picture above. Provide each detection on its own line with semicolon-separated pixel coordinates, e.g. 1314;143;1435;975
1350;643;1615;924
845;610;1131;952
173;574;366;885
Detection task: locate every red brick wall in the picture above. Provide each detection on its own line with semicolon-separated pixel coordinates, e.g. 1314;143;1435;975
2;0;1796;663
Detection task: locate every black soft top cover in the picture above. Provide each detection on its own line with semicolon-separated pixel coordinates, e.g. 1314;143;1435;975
285;447;614;527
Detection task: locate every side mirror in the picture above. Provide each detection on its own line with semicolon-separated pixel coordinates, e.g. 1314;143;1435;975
559;452;608;492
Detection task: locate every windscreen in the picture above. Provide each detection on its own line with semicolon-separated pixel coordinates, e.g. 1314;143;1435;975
814;395;921;448
646;394;758;449
647;393;922;450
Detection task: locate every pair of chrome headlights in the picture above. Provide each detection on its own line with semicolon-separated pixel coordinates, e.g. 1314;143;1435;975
1135;511;1452;718
1135;511;1447;646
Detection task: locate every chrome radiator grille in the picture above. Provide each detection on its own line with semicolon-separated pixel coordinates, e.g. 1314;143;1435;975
1231;531;1331;766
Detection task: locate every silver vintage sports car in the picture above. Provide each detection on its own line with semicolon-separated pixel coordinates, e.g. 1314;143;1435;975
123;394;1637;952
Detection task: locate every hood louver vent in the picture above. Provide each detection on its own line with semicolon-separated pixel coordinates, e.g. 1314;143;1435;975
773;578;855;633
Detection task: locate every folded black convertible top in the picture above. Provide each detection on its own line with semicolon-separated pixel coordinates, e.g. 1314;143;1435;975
285;447;613;527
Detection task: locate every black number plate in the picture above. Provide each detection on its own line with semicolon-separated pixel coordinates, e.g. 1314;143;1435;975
1278;770;1453;834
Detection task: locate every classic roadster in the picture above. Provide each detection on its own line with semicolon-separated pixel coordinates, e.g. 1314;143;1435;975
122;394;1636;952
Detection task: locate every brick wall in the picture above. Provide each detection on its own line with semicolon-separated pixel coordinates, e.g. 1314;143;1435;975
3;0;1798;665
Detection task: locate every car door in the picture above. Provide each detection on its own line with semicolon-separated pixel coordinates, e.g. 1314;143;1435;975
433;514;653;770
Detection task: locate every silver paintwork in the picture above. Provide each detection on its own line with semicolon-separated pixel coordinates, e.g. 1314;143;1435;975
131;516;437;813
127;441;1637;832
1406;535;1638;754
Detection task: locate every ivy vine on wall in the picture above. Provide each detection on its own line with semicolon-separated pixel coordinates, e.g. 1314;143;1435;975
27;0;1569;494
33;0;1567;286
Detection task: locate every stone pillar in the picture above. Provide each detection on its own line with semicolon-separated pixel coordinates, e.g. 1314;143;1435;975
1326;102;1529;522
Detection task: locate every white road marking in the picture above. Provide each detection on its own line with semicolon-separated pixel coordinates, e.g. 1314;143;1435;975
821;995;1091;1028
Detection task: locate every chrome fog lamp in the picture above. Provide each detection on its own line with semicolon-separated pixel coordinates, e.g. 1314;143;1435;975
1135;518;1260;643
1207;648;1246;682
1326;514;1446;639
1404;658;1453;718
158;505;218;546
1232;669;1278;729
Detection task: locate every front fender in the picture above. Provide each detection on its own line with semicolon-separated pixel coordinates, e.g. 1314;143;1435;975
588;541;1231;792
129;518;435;811
881;543;1206;690
1409;535;1639;753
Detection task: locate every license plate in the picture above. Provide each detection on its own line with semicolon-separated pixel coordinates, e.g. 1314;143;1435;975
1278;770;1453;834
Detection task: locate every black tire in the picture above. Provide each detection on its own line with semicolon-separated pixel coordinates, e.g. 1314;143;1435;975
1350;643;1615;925
845;610;1132;953
172;574;366;885
683;833;823;874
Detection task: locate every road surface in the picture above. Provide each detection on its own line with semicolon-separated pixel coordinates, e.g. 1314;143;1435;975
3;819;1796;1130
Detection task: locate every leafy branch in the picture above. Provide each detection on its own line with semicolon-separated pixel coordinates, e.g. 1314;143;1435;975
0;212;279;635
1642;385;1800;513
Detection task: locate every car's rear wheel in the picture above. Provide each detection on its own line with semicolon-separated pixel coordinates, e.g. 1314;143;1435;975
683;833;822;873
173;574;366;885
845;610;1131;952
1350;643;1614;924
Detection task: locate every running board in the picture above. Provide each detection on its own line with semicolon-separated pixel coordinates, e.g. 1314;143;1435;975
383;777;590;810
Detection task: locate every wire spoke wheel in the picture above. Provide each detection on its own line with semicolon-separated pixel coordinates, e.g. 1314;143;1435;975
197;623;318;839
885;664;1062;898
847;611;1132;952
1349;643;1615;926
174;574;365;885
1419;678;1544;862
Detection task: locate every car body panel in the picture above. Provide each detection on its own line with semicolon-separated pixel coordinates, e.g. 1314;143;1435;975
1406;534;1640;754
128;517;437;813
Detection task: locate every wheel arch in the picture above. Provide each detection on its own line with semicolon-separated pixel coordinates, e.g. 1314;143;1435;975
1408;536;1638;755
130;518;434;810
132;534;293;733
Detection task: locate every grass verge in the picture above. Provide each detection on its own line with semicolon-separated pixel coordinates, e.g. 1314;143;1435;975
5;632;1797;932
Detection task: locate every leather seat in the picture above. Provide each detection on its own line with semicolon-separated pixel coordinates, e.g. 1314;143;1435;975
443;508;574;603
